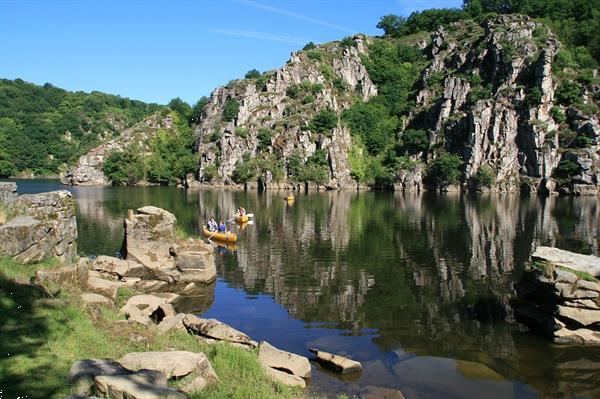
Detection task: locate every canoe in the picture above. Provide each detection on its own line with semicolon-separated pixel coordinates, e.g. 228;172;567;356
285;196;295;201
202;227;237;243
234;215;249;223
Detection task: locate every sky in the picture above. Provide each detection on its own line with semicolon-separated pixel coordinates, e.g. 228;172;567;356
0;0;462;105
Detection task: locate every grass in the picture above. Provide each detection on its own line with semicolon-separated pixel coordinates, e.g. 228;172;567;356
530;260;600;283
0;257;303;399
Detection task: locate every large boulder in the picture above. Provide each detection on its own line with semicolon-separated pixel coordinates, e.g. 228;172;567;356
68;359;132;396
258;341;311;379
93;256;152;279
0;190;77;263
309;348;362;374
119;351;218;383
35;263;89;286
532;247;600;277
120;295;177;325
94;371;184;399
87;276;126;302
0;182;17;204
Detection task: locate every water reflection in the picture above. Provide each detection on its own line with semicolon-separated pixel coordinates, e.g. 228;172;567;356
13;180;600;398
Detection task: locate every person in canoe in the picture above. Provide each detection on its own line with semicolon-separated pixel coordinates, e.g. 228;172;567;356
218;220;227;233
237;207;246;216
207;217;218;232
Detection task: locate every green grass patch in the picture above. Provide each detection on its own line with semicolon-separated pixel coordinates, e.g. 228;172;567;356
0;258;302;399
530;260;599;283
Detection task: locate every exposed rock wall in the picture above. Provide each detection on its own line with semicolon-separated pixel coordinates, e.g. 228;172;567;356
194;35;376;190
62;113;173;185
0;188;77;263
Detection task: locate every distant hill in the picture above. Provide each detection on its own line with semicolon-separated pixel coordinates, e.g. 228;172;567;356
0;78;162;176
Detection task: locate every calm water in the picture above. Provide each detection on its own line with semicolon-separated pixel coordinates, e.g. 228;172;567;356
13;179;600;399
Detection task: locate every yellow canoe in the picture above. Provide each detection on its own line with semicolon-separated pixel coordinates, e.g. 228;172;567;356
234;215;249;223
285;196;295;201
202;227;237;243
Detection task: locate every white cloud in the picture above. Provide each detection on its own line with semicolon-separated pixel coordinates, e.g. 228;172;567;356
205;28;310;45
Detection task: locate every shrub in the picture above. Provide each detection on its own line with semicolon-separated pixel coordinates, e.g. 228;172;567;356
468;86;492;104
235;127;248;139
302;95;315;104
286;84;301;99
203;164;218;182
222;98;239;122
257;128;273;151
286;151;304;180
103;146;145;185
571;135;594;148
319;64;334;81
232;154;254;184
309;108;338;136
556;82;582;106
426;153;463;187
396;44;423;63
550;106;566;123
332;78;347;92
244;69;261;79
306;50;323;61
473;165;495;188
340;36;355;48
399;129;429;154
209;130;222;143
554;159;580;177
303;42;316;51
310;83;324;95
524;87;543;107
558;128;577;147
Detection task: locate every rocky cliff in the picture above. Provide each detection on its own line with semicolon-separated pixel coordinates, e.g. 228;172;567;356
62;113;174;185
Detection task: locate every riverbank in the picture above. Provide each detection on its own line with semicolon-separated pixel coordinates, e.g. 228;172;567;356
0;256;303;399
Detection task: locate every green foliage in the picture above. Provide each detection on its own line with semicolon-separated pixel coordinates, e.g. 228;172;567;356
102;145;145;185
473;165;495;188
167;97;191;118
302;94;315;104
558;128;578;147
116;286;136;308
332;77;347;92
203;164;218;182
257;128;273;151
244;69;261;79
319;64;335;81
235;127;248;139
306;50;323;61
399;129;429;155
188;96;208;124
550;106;566;123
524;87;543;107
232;153;255;184
571;135;594;148
309;108;338;137
286;84;301;99
0;78;160;175
209;130;222;143
222;98;239;122
347;139;369;182
377;9;467;37
340;36;355;48
302;42;316;50
554;159;580;177
426;153;463;187
555;81;582;105
286;151;304;180
285;149;329;184
376;14;407;37
342;101;398;154
468;86;492;104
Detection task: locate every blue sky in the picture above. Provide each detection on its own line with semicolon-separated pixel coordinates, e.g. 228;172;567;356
0;0;462;105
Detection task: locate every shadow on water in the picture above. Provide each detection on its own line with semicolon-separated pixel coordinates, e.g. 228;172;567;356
0;273;59;399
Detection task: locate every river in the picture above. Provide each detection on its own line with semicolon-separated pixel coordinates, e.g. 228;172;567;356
14;179;600;398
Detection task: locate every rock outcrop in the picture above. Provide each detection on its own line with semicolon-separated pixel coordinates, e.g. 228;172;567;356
513;247;600;344
257;341;311;384
309;348;362;374
62;113;174;186
0;188;77;263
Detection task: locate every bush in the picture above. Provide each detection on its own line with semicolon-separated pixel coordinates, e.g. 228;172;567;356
333;78;347;92
203;164;218;182
399;129;429;154
244;69;261;79
257;128;273;151
302;95;315;104
426;153;463;187
309;108;338;136
209;130;222;143
306;50;323;61
342;101;398;154
232;154;254;184
468;86;492;104
319;64;334;81
524;87;543;107
550;106;566;123
571;135;594;148
340;36;355;48
473;165;495;188
554;159;580;177
303;42;316;51
286;84;301;99
556;82;582;106
103;146;145;185
558;128;577;147
235;127;248;139
222;98;239;122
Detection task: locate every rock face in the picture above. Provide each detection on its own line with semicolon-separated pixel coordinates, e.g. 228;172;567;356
121;206;216;284
513;247;600;345
0;189;77;263
194;35;376;190
62;113;173;186
0;182;17;204
309;348;362;374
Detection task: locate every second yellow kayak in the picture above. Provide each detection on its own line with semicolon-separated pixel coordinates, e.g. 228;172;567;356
202;227;237;243
234;215;249;223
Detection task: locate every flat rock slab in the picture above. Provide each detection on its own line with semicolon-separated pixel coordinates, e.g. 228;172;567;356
557;305;600;327
68;359;132;395
119;351;218;382
94;370;184;399
258;341;311;379
309;348;362;374
554;327;600;345
533;247;600;277
87;276;126;302
157;313;187;334
263;365;306;388
35;264;88;286
81;292;113;307
183;315;253;346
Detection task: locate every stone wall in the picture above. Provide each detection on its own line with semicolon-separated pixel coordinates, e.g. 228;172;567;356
0;187;78;263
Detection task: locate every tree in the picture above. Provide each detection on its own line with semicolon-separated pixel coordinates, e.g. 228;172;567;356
167;97;191;117
244;69;261;79
309;108;338;136
399;129;429;154
376;14;407;37
222;98;239;122
103;146;145;185
473;165;495;188
426;153;463;187
189;96;208;124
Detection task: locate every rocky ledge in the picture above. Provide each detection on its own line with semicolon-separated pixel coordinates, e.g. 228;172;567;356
512;246;600;344
0;185;77;263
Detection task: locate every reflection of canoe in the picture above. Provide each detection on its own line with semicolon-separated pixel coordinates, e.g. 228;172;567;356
202;227;237;243
213;240;237;252
285;196;295;201
234;215;249;223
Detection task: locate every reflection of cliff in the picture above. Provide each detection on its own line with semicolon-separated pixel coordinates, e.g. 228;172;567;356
210;191;600;398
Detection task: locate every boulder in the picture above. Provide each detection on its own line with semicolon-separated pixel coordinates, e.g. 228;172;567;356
183;315;254;347
0;181;17;204
262;365;306;388
93;256;151;279
157;313;187;334
87;276;126;302
174;249;217;284
94;370;185;399
120;295;177;325
258;341;311;379
35;263;89;286
119;351;218;383
557;306;600;327
554;327;600;345
532;247;600;277
81;293;113;307
68;359;132;396
309;348;362;374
